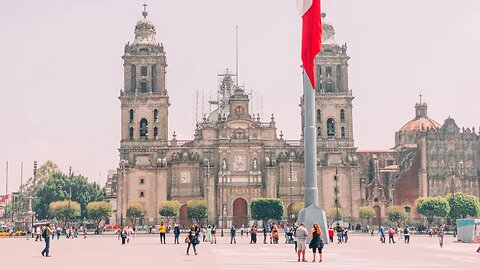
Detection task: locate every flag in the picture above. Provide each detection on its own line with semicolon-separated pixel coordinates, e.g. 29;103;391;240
298;0;322;89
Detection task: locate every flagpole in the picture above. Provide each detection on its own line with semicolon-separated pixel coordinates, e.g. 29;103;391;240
303;70;319;207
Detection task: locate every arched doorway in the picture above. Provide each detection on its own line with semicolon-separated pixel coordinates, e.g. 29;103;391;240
178;204;188;229
373;205;381;226
287;203;295;224
232;198;248;228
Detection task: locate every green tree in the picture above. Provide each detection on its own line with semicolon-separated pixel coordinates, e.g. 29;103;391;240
159;201;180;223
326;207;344;223
34;172;105;219
416;197;450;227
126;202;145;226
187;199;208;224
251;198;283;223
358;206;375;225
87;201;112;226
447;193;480;219
49;200;81;224
386;206;407;226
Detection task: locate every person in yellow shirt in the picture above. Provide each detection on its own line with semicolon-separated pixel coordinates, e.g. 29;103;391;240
159;222;166;244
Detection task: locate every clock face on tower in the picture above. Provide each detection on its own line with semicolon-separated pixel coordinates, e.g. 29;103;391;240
234;105;245;115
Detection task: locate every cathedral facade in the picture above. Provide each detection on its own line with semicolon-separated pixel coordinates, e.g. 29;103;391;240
115;11;362;227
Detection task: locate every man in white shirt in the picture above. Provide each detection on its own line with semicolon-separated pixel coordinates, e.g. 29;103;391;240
295;222;308;262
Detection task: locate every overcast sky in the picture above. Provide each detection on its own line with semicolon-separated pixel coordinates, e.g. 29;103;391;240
1;0;479;193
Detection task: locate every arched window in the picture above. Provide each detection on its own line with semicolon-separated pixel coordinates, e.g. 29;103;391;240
140;82;148;93
151;65;157;92
129;109;134;122
327;118;335;137
139;118;148;139
316;109;321;122
153;109;158;122
153;127;158;139
325;80;334;93
131;65;136;92
141;66;148;76
341;127;346;138
129;127;134;140
336;65;342;90
340;109;345;123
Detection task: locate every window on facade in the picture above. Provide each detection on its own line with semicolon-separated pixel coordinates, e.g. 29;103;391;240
327;118;335;137
326;66;332;77
336;65;342;90
325;80;334;92
154;109;158;122
140;82;148;93
129;109;134;122
404;206;411;213
140;179;144;184
139;118;148;139
387;159;394;166
131;65;136;92
154;127;158;139
151;65;157;92
316;109;321;122
340;109;345;123
141;66;147;76
140;191;144;198
341;127;346;138
317;127;321;138
315;65;322;90
129;127;134;140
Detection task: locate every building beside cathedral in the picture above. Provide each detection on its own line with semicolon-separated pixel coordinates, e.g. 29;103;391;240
114;10;362;227
110;9;479;227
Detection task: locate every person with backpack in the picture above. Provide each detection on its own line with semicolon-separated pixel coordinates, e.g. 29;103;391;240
404;225;410;244
41;224;53;257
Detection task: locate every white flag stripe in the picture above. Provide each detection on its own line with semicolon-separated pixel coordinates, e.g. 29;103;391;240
296;0;313;16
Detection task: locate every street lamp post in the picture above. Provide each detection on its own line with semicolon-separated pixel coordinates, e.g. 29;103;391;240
220;161;224;237
288;158;293;214
334;167;339;222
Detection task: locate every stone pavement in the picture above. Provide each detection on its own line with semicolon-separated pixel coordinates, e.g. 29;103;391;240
1;233;478;270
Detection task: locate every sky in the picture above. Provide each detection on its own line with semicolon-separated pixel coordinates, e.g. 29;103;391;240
1;0;479;193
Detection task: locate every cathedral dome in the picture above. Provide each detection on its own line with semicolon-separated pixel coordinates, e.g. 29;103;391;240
400;102;440;132
133;9;158;46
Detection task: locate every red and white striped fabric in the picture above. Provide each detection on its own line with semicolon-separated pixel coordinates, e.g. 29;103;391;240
298;0;322;89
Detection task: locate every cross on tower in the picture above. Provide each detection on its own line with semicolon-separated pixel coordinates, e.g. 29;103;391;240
143;3;148;12
142;3;148;18
419;93;423;104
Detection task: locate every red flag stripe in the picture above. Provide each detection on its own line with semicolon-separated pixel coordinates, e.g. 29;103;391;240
301;0;322;89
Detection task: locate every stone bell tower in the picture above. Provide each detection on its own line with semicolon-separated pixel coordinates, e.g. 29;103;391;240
117;6;170;225
300;13;361;220
119;6;169;145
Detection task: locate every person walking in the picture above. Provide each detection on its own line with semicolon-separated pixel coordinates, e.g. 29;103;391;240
240;224;245;238
335;223;343;243
388;227;396;244
40;224;53;257
379;226;386;244
56;226;61;240
250;225;257;244
174;224;180;244
211;225;217;244
343;227;349;243
328;227;334;243
186;226;198;255
404;225;410;244
263;224;268;244
120;226;128;245
295;222;308;262
272;225;279;244
230;225;237;244
309;223;324;262
438;225;445;248
159;222;166;244
206;225;212;243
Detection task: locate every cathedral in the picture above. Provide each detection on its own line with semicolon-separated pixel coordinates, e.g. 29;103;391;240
112;9;479;227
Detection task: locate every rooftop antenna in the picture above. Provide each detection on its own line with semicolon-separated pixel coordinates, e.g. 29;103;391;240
202;90;205;120
261;95;264;120
236;25;239;86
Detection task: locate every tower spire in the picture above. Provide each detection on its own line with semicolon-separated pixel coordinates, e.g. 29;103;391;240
142;3;148;18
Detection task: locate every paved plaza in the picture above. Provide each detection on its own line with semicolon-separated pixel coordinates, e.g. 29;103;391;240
1;233;478;270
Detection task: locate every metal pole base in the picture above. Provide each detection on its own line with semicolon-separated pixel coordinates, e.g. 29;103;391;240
297;204;329;244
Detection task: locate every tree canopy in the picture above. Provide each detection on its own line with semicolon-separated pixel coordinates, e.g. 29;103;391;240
49;200;81;223
386;206;407;226
447;193;480;219
358;206;375;223
416;196;450;226
326;207;344;222
187;199;208;224
87;201;112;225
251;198;283;222
126;202;145;226
159;201;180;219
